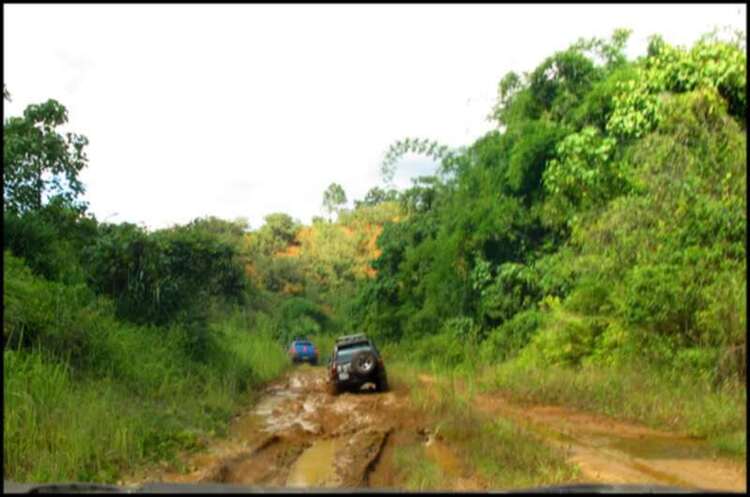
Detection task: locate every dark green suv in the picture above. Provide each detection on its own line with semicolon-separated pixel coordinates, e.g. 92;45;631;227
327;334;388;395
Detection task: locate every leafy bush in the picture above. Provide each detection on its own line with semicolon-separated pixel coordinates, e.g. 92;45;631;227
404;332;470;370
480;308;544;363
477;262;541;327
564;276;613;315
620;263;697;340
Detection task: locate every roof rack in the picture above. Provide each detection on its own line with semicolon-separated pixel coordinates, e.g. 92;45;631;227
335;333;368;344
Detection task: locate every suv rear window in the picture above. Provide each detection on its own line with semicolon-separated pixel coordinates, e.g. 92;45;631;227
294;341;312;347
335;342;370;361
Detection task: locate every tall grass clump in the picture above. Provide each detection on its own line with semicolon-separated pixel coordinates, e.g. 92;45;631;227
3;251;289;484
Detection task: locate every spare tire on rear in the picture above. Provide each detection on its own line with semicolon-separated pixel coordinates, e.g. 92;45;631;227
351;350;377;376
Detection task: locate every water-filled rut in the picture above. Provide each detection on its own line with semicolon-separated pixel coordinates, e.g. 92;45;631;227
138;365;406;488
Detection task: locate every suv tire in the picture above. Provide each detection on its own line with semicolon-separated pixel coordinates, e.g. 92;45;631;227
328;380;341;396
377;373;389;392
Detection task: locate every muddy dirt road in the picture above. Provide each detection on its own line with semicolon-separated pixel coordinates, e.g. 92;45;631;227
132;366;745;491
144;364;444;489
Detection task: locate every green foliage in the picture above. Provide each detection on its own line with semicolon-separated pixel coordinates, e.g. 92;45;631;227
568;64;639;131
4;328;287;483
357;29;746;402
565;276;612;315
607;33;746;139
401;332;470;370
86;222;246;339
476;262;541;327
518;300;606;368
380;138;451;184
3;248;289;483
354;186;399;208
4;99;89;214
274;296;330;344
252;212;301;256
480;308;545;363
543;126;628;217
620;263;697;339
504;120;568;200
570;28;632;70
4;251;105;366
321;182;347;219
528;48;601;122
258;255;305;294
3;197;98;284
696;268;746;349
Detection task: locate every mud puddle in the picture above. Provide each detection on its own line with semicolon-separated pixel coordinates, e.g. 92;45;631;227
138;365;424;490
286;438;339;487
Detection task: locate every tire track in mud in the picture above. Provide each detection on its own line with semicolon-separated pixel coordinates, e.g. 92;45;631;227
145;365;421;489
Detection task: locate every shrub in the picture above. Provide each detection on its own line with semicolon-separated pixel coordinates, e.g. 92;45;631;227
620;263;697;340
565;276;613;315
480;308;544;363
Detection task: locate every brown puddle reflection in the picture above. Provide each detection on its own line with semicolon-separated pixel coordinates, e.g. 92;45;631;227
230;413;266;444
286;438;340;487
604;435;709;460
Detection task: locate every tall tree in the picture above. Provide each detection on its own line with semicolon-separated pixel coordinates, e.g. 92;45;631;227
3;99;89;214
252;212;301;256
322;182;347;220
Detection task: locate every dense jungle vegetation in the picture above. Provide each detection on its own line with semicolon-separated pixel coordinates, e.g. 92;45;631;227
3;29;746;483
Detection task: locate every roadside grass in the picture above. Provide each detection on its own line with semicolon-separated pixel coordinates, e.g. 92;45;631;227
465;417;581;489
308;334;336;365
479;359;747;459
4;349;153;483
3;316;289;484
389;360;578;490
392;444;445;490
386;331;746;461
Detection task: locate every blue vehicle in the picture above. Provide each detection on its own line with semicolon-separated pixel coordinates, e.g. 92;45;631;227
287;339;318;365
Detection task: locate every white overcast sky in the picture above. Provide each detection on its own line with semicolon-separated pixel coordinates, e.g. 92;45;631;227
4;4;746;230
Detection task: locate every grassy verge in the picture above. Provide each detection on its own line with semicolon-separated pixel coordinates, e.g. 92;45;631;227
3;321;288;484
477;358;747;459
392;444;445;490
389;361;579;490
3;251;291;484
384;328;746;461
